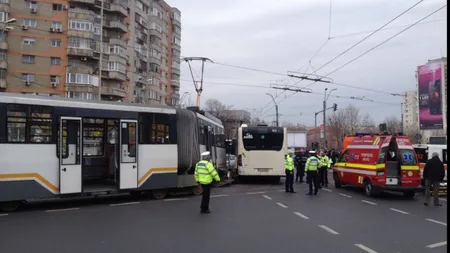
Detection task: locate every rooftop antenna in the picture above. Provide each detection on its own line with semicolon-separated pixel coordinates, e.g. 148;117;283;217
181;57;214;108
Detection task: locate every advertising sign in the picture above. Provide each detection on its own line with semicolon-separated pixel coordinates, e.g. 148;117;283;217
417;62;444;129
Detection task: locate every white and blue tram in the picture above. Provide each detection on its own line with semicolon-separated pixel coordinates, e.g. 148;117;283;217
0;93;226;211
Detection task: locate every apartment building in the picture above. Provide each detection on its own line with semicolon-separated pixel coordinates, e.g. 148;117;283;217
0;0;181;105
401;90;418;133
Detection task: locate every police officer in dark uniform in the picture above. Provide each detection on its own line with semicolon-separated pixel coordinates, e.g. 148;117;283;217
295;150;307;183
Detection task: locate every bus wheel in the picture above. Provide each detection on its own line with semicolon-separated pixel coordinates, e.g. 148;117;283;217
364;179;379;197
0;201;22;212
333;172;342;188
191;184;203;195
403;191;415;199
151;189;168;200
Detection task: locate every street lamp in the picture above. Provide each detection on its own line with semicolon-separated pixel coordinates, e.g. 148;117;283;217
323;88;337;149
266;93;279;127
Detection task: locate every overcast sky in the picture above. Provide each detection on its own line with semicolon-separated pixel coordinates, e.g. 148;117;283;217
166;0;447;126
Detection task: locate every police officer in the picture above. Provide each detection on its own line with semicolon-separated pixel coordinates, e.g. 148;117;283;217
305;150;321;195
319;151;331;188
295;151;306;183
195;151;221;213
285;151;295;193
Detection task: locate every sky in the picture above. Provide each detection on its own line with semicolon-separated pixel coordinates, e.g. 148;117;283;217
166;0;447;126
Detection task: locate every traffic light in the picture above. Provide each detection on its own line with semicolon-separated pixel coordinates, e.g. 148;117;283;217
333;103;337;111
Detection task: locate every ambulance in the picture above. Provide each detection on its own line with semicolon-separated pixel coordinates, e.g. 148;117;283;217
333;133;421;197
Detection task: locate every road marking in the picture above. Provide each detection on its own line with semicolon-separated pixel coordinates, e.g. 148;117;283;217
262;195;272;200
278;189;285;192
45;207;80;212
355;244;378;253
322;188;332;192
389;208;409;215
426;218;447;226
426;241;447;249
339;193;352;198
110;202;140;206
276;202;288;208
246;191;266;195
361;200;377;205
318;225;339;235
163;198;187;202
0;214;8;217
439;198;447;202
293;212;309;219
211;194;229;198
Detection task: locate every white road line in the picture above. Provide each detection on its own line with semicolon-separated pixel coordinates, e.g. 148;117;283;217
426;218;447;226
426;241;447;249
110;202;140;206
361;200;377;205
389;208;409;215
322;188;332;192
246;191;266;195
318;225;339;235
262;195;272;200
293;212;309;219
278;189;285;192
276;202;288;208
0;214;8;217
355;244;378;253
45;207;80;212
163;198;187;202
339;193;352;198
211;194;229;198
439;198;447;202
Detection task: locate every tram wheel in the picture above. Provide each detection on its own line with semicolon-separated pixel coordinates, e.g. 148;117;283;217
0;201;22;212
151;189;168;200
191;184;203;195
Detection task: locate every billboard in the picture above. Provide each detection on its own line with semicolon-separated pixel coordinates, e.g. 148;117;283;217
418;62;444;130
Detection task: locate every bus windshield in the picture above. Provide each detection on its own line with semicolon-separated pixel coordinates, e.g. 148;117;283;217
399;149;418;165
242;128;283;151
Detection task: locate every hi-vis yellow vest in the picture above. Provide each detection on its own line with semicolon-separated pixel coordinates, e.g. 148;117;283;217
195;160;220;184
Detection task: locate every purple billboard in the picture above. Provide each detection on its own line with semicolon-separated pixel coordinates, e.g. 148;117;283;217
418;62;444;130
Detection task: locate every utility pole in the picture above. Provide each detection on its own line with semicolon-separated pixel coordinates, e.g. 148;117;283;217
97;0;104;101
266;93;279;127
181;57;213;108
323;88;337;149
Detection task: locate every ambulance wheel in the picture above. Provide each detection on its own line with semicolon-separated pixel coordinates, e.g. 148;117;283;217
403;191;415;199
191;184;203;195
333;172;342;188
151;189;168;199
0;201;22;212
364;179;379;197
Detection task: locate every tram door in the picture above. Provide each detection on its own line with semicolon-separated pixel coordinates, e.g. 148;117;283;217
59;117;82;194
119;120;138;189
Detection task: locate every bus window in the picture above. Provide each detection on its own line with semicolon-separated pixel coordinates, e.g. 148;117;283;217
414;147;428;163
242;130;283;151
399;149;417;165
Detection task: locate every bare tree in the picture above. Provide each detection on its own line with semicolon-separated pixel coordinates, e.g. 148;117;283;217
328;110;348;147
404;126;420;144
282;121;308;131
344;104;361;134
384;116;401;133
360;114;377;133
250;117;266;126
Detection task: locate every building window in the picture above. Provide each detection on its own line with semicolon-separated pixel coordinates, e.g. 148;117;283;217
93;26;101;35
51;75;60;83
110;45;125;55
0;12;8;23
52;22;63;29
22;55;35;64
172;36;180;45
52;4;63;11
23;38;36;45
67;91;95;100
151;23;162;33
68;37;92;49
51;57;61;65
0;68;6;79
69;20;92;32
105;62;126;73
22;73;35;82
51;39;62;47
0;49;7;61
66;73;96;85
23;19;37;27
24;1;38;9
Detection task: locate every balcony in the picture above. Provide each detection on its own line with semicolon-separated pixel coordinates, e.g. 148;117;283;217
172;43;181;51
0;79;5;88
69;0;95;5
69;8;96;21
95;0;127;17
102;70;127;81
171;80;180;88
104;20;128;33
148;55;161;65
136;52;147;62
109;37;127;48
0;41;7;50
149;29;162;39
101;86;127;98
67;47;94;58
0;1;10;12
171;67;180;76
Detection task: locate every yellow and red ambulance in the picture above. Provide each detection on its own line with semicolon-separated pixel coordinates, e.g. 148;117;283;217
333;133;421;197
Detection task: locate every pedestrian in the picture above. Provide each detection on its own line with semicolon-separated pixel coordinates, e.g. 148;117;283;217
319;151;331;188
195;151;221;213
423;152;445;207
305;150;321;195
295;151;306;183
285;151;295;193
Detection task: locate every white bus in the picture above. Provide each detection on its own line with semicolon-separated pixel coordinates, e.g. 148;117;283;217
235;125;287;182
0;93;226;212
413;144;447;182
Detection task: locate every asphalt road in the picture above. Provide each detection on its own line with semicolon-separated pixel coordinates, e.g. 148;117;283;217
0;178;446;253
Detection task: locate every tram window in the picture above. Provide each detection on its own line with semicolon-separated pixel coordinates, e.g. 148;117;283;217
6;104;26;142
139;113;171;144
199;120;205;145
128;122;137;158
29;106;52;143
6;104;53;143
82;118;104;156
107;120;117;144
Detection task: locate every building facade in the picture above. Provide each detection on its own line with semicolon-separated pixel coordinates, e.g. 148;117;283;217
402;90;419;133
0;0;181;105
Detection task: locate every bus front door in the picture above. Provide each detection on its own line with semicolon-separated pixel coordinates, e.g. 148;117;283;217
119;120;138;189
59;117;82;194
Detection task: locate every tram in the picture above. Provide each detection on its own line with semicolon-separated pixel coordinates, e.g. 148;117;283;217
0;93;226;211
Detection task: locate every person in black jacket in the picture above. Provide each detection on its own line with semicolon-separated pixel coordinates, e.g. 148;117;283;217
423;152;445;206
295;152;308;183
